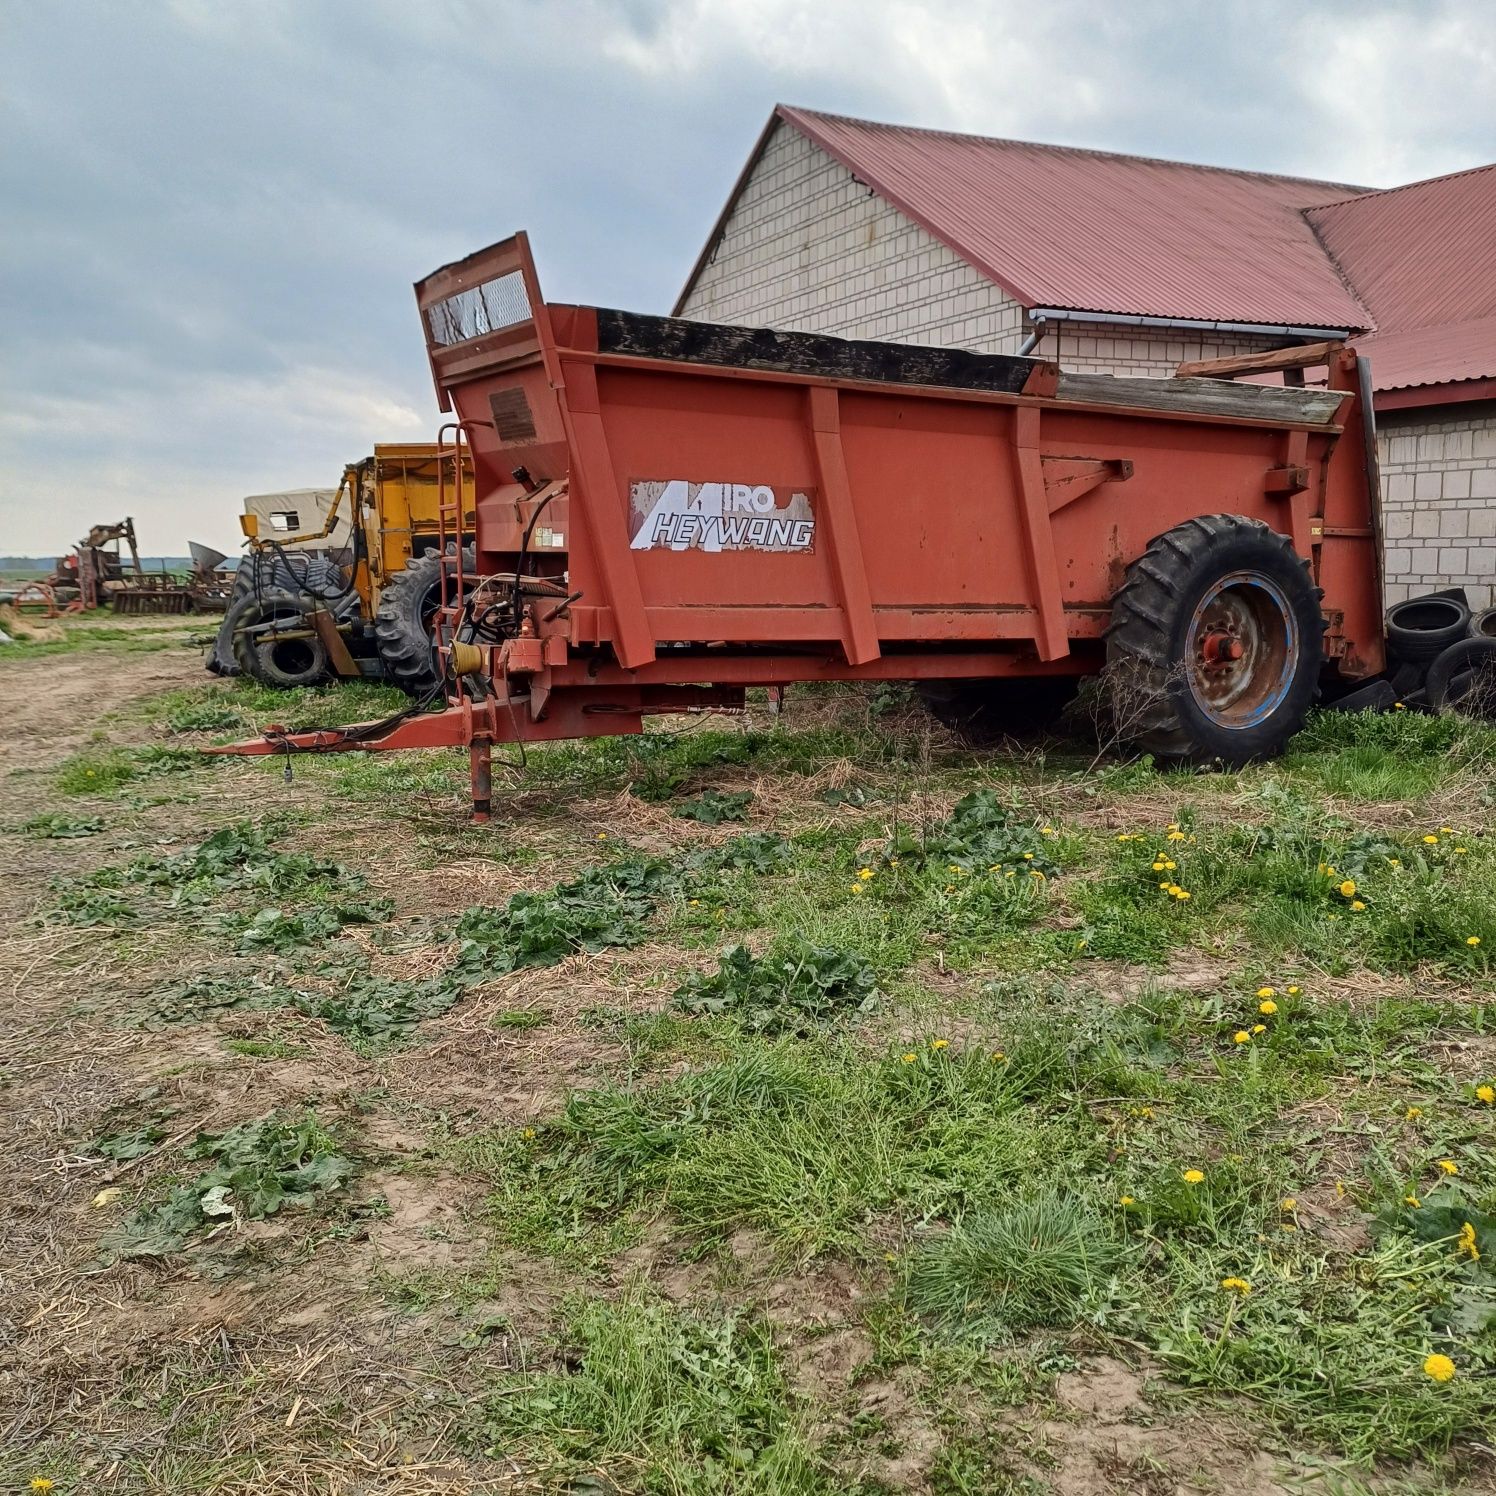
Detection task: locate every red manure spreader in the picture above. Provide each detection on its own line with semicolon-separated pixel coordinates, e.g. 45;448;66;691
218;233;1386;817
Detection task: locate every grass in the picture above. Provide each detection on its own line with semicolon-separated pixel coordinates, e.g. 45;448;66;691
8;619;1496;1491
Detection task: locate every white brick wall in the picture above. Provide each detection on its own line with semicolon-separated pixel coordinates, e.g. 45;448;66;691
1378;404;1496;610
681;123;1494;604
680;122;1026;350
1040;322;1279;376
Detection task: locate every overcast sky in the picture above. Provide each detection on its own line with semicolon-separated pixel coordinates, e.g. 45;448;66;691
3;0;1494;556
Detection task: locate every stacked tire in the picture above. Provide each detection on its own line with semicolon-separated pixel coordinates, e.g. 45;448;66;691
1385;592;1496;716
208;556;356;685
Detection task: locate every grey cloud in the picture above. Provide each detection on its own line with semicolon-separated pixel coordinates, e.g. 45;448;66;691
1;0;1490;554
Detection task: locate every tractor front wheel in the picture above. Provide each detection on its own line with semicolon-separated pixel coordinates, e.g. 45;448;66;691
226;588;331;689
1105;515;1325;765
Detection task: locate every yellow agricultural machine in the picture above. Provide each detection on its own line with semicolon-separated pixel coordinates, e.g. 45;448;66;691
211;444;478;694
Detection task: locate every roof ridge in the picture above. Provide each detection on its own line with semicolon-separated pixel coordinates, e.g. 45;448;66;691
1306;158;1496;213
779;103;1367;196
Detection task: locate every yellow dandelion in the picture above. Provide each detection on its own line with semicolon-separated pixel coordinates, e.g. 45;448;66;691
29;1481;55;1494
858;867;874;880
1423;834;1439;844
1167;822;1181;831
1350;900;1366;911
1022;852;1034;861
931;1038;949;1051
1394;701;1406;710
1475;1085;1494;1105
1252;1023;1266;1035
948;863;963;874
1167;830;1186;842
1120;1194;1135;1206
1256;986;1275;999
852;882;865;894
1423;1353;1456;1383
1176;890;1192;901
1152;861;1166;872
1164;860;1177;870
1135;1106;1155;1118
1041;826;1055;836
1405;1194;1421;1207
1439;1159;1459;1176
1454;846;1468;855
1281;1198;1297;1211
1116;833;1133;842
990;1049;1006;1062
1405;1106;1422;1120
1183;1168;1205;1184
1388;857;1401;867
901;1053;917;1065
1233;1030;1251;1044
1467;936;1482;947
1338;879;1357;898
1440;826;1454;834
596;831;608;840
688;898;700;906
1030;869;1046;880
1286;985;1301;995
520;1127;536;1140
1159;880;1173;891
1259;999;1278;1015
1456;1221;1480;1262
1220;1276;1251;1295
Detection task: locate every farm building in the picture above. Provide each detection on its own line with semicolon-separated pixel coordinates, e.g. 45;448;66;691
677;106;1496;609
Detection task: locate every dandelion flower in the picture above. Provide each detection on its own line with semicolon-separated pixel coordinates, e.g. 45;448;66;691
1454;846;1468;855
858;867;874;880
1256;986;1275;999
852;882;865;894
29;1481;54;1494
901;1053;917;1065
521;1127;536;1140
990;1050;1006;1062
1182;1169;1205;1184
1394;701;1406;710
1259;999;1278;1015
1456;1222;1480;1261
1119;1195;1134;1205
1286;985;1301;996
1167;830;1187;842
1167;822;1181;831
1030;869;1046;881
1164;860;1177;870
1440;826;1454;834
1176;890;1192;901
1159;880;1173;891
1351;900;1366;912
688;898;700;906
1116;833;1133;842
1252;1024;1266;1035
1467;936;1482;947
1405;1194;1421;1207
1423;1353;1456;1383
1476;1085;1494;1105
1022;852;1034;861
1233;1030;1251;1044
1153;861;1166;872
1042;826;1055;835
1338;879;1357;898
1405;1106;1422;1120
1423;834;1439;845
1387;858;1400;867
1439;1159;1459;1176
1220;1276;1251;1295
596;831;608;840
1281;1198;1297;1211
931;1038;949;1051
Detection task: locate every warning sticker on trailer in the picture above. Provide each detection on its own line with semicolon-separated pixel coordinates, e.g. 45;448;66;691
629;480;816;553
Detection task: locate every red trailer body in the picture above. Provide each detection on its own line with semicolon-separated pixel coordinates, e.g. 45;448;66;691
221;232;1385;816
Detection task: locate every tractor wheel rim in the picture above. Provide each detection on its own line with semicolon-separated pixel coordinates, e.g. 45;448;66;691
1185;570;1297;728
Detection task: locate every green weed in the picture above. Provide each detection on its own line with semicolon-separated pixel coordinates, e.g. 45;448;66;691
19;810;105;838
56;744;199;794
484;1284;834;1492
105;1111;354;1259
673;788;754;823
674;939;880;1034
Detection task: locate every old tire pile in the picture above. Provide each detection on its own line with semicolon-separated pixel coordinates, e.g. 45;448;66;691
1383;590;1496;718
207;557;352;678
373;545;477;699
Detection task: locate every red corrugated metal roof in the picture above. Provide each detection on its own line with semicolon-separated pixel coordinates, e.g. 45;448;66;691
678;106;1496;399
1308;167;1496;330
1358;317;1496;392
768;107;1373;328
